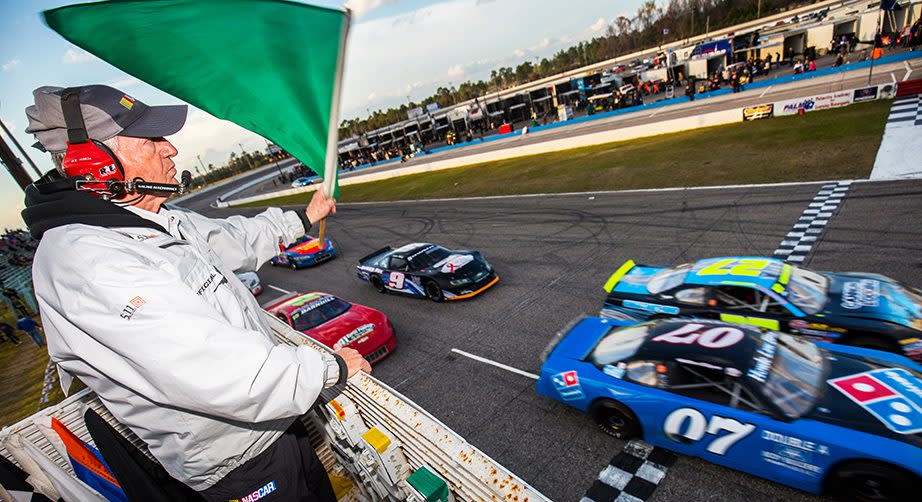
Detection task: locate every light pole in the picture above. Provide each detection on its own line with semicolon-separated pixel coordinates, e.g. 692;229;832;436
196;154;207;173
238;143;254;170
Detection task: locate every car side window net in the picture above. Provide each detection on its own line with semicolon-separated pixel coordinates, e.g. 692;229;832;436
717;287;786;314
666;363;764;412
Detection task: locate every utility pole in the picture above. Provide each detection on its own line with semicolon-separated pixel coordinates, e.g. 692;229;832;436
0;133;33;190
266;139;283;177
0;118;41;178
196;154;207;173
757;0;762;19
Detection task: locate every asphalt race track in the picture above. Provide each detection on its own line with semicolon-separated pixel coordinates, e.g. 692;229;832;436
187;179;922;501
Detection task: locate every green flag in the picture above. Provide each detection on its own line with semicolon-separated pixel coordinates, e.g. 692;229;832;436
44;0;349;196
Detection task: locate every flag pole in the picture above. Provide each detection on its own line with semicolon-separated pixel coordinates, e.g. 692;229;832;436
318;9;351;245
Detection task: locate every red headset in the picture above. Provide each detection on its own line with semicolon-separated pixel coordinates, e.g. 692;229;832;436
60;88;127;198
60;87;191;199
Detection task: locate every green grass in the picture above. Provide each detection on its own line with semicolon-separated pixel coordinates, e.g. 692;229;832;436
243;99;891;208
0;304;66;427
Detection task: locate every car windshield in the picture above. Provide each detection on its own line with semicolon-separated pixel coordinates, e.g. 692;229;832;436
409;246;452;269
291;296;351;331
759;334;826;419
590;324;652;366
786;266;829;314
647;265;691;294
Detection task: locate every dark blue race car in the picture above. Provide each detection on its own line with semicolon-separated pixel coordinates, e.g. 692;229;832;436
538;316;922;500
356;243;498;301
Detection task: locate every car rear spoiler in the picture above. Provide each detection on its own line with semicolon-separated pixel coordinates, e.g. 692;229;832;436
359;246;392;264
260;291;301;310
603;259;636;293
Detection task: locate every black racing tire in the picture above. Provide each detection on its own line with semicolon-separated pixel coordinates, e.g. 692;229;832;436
825;460;920;501
844;335;900;355
371;275;387;294
425;280;443;302
590;399;642;440
288;262;298;270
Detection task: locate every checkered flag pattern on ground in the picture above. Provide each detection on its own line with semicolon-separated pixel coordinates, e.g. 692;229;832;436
886;95;922;127
773;181;851;264
581;440;677;502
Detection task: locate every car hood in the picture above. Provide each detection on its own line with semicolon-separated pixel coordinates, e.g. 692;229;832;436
423;252;488;277
304;306;383;345
821;273;922;329
805;351;922;447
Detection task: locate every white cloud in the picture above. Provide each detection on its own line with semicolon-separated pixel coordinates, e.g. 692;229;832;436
366;91;377;102
104;76;143;89
513;49;525;58
589;17;607;33
62;47;96;64
2;59;21;72
447;64;465;78
532;37;551;50
1;117;17;133
345;0;387;18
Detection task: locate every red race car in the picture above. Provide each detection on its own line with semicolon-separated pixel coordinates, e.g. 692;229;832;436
263;292;396;364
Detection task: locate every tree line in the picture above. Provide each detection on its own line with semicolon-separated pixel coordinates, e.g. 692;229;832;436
338;0;812;138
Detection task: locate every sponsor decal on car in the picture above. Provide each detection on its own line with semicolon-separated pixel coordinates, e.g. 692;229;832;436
435;254;475;273
841;279;881;309
747;331;779;382
551;370;584;401
791;327;843;340
828;368;922;434
622;299;680;315
338;323;375;347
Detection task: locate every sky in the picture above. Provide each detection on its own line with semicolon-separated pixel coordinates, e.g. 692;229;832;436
0;0;643;230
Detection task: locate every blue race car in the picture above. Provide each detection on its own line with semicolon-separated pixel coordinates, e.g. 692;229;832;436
270;235;336;269
290;175;318;188
601;257;922;362
537;316;922;500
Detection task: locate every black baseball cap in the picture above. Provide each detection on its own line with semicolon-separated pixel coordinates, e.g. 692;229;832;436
25;85;187;153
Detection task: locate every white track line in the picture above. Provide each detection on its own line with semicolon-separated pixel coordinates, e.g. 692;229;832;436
340;179;869;206
759;85;773;97
268;284;293;294
450;348;539;380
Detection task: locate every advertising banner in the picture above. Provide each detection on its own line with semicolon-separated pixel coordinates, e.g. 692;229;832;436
775;90;853;116
743;104;774;121
407;106;424;120
853;86;879;103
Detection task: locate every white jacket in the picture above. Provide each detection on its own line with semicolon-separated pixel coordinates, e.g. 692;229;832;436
31;205;341;491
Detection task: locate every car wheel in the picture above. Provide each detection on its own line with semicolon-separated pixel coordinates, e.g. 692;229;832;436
289;262;298;270
826;461;920;501
845;335;899;355
371;275;387;294
425;281;443;302
590;399;641;439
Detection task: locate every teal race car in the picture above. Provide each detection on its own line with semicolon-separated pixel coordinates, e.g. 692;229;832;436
600;257;922;362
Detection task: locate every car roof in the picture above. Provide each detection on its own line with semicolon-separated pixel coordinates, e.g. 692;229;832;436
391;242;434;257
681;257;787;291
627;320;764;370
